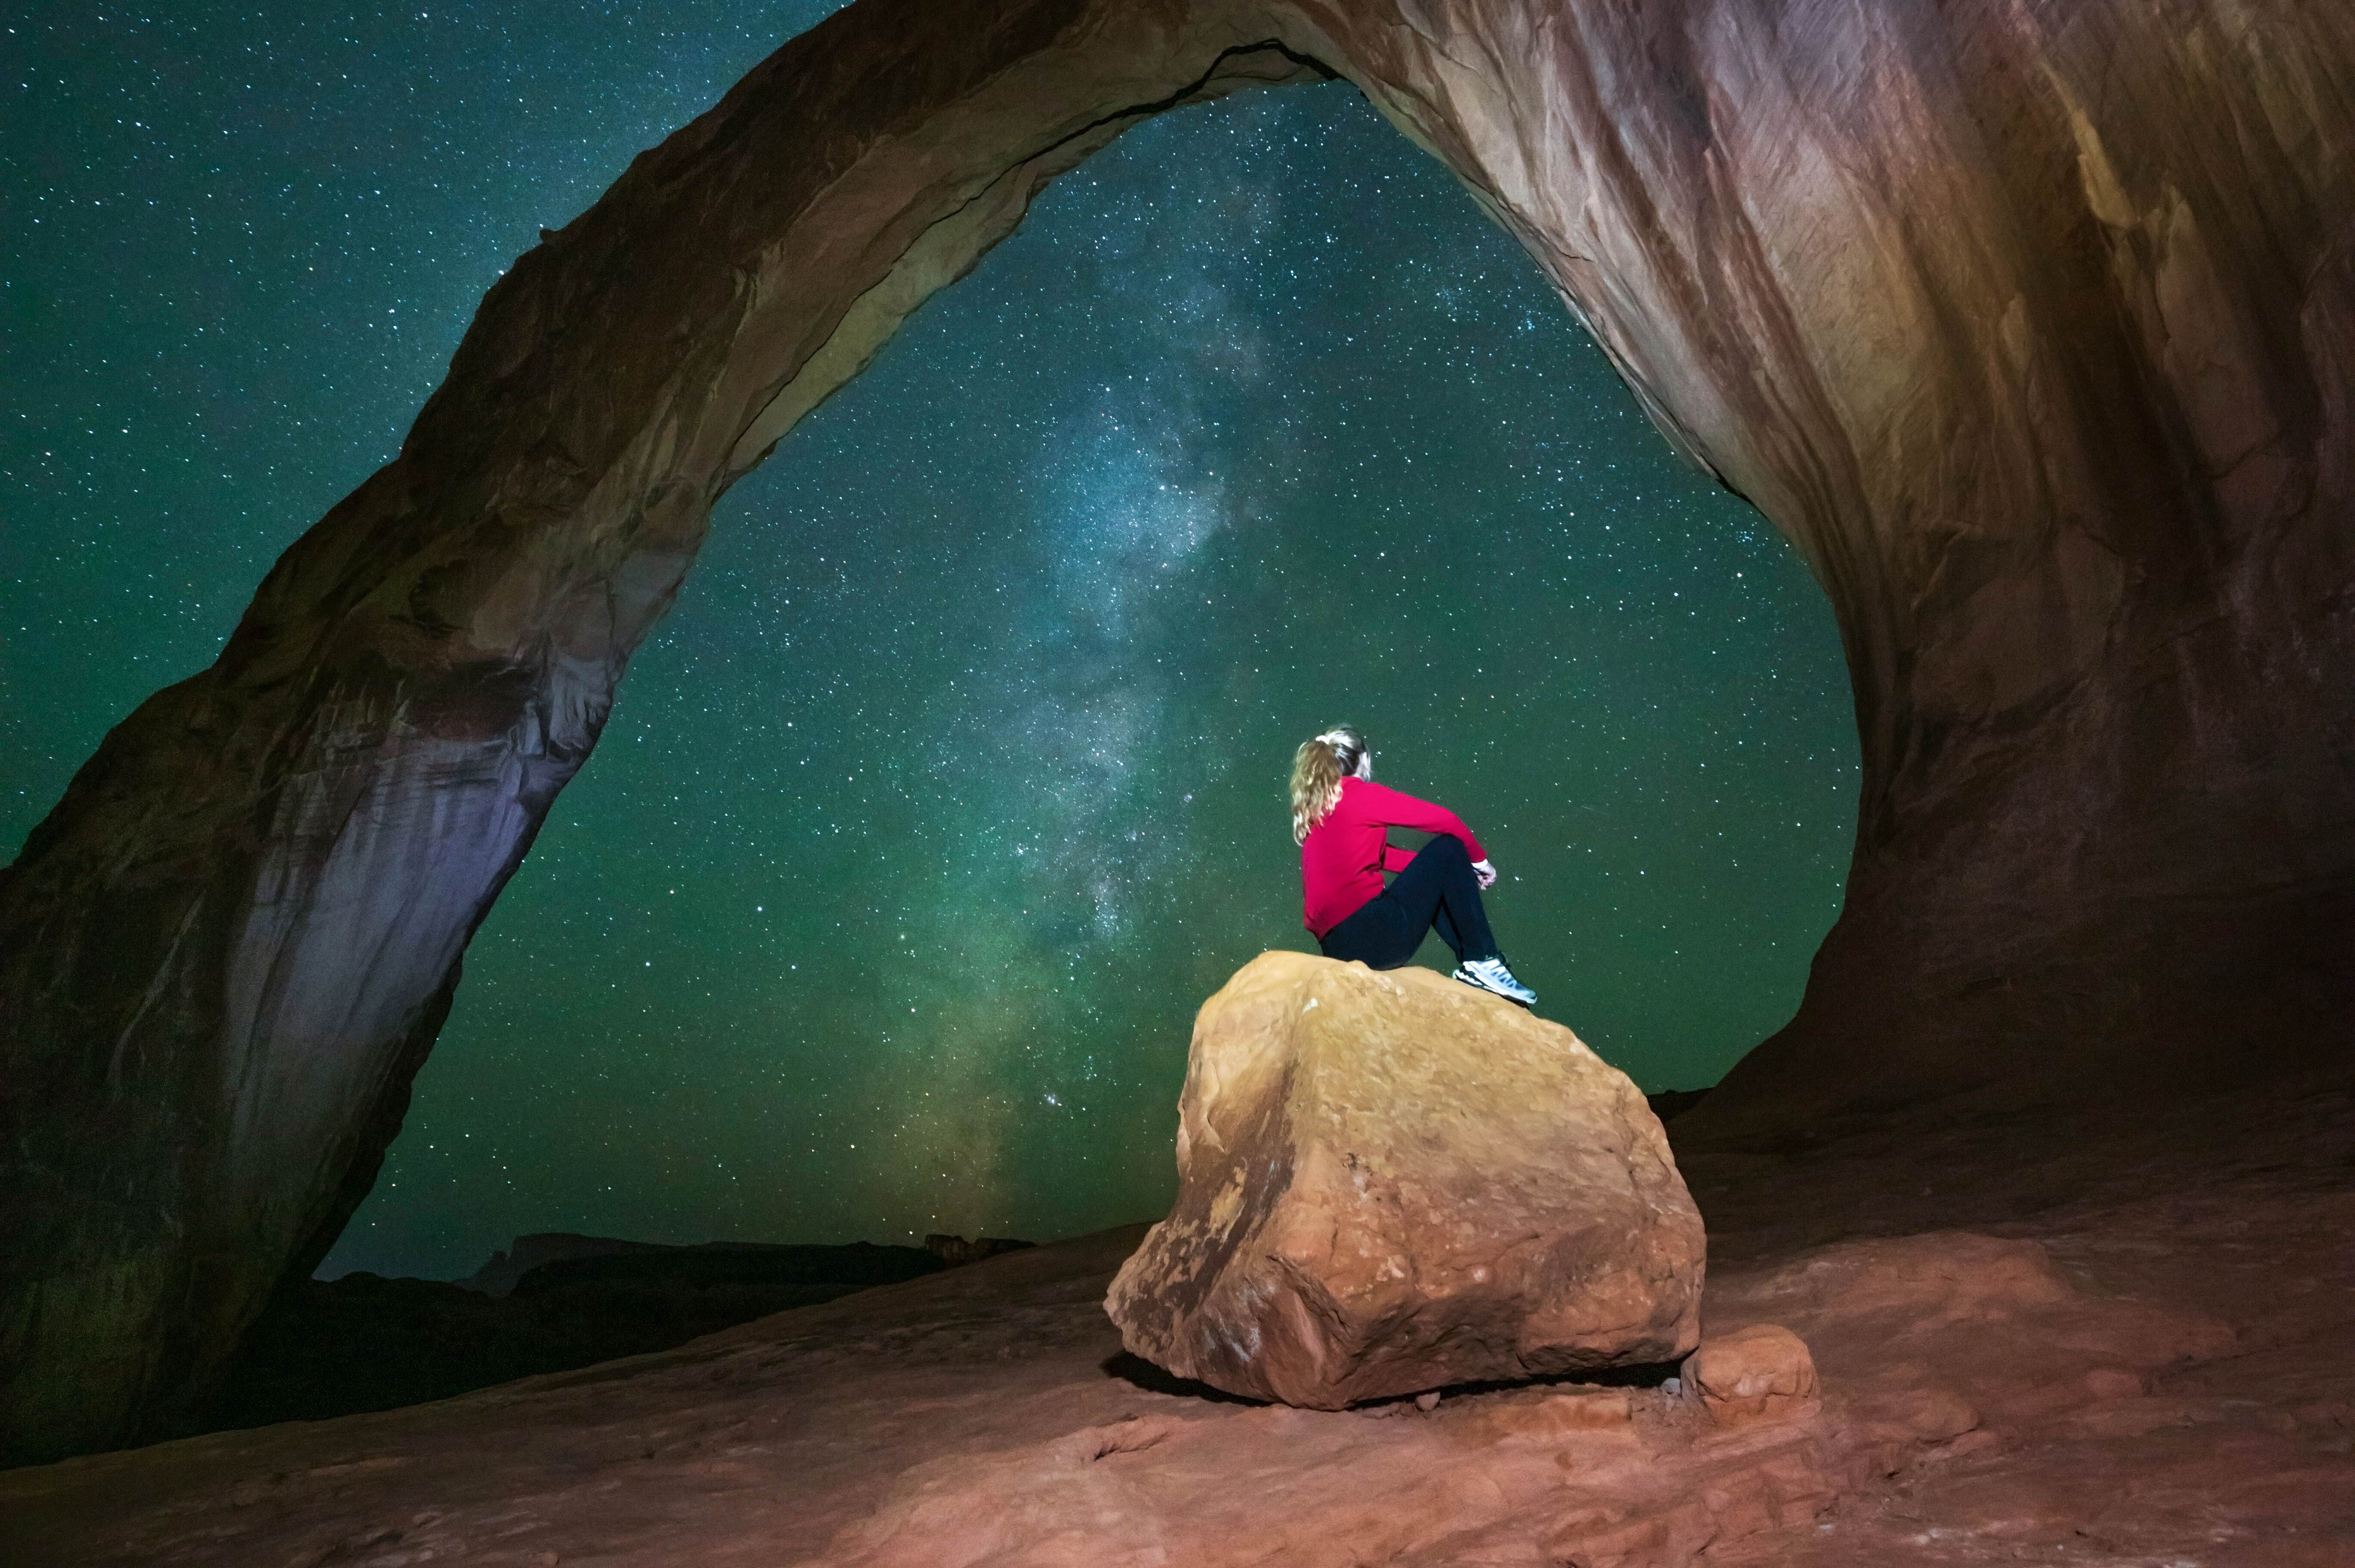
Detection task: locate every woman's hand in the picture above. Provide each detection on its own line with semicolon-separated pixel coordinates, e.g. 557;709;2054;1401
1473;858;1498;889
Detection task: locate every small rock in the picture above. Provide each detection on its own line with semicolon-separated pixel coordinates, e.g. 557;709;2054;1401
1415;1391;1442;1412
1680;1324;1819;1425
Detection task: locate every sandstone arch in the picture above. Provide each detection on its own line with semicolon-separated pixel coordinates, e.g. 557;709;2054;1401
4;0;2351;1462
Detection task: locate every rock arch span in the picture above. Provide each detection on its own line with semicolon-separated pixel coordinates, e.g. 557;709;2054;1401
3;0;2351;1462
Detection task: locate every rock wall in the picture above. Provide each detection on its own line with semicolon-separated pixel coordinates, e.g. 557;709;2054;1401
3;0;2350;1460
1300;0;2355;1132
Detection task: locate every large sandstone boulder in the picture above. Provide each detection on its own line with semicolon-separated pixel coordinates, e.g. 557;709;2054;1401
1106;952;1704;1408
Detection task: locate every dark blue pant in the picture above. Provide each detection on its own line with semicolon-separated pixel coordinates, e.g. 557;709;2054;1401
1318;835;1500;970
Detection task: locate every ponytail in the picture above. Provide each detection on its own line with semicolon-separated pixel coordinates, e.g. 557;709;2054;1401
1290;725;1368;844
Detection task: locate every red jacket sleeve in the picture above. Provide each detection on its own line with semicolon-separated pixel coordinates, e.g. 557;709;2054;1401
1355;780;1487;863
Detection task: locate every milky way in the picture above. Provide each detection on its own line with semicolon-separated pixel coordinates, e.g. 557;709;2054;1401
3;6;1857;1279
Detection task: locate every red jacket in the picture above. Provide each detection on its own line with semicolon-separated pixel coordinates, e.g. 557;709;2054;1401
1300;776;1487;937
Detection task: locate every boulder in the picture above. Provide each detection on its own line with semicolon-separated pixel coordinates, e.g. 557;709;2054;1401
1680;1324;1819;1425
1105;952;1704;1408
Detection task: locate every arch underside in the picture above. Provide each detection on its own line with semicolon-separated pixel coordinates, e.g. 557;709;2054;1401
3;0;2351;1461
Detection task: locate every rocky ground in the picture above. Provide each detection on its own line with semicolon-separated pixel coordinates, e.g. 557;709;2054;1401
5;1067;2350;1566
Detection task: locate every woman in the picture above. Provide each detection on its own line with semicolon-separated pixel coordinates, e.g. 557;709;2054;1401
1292;725;1537;1006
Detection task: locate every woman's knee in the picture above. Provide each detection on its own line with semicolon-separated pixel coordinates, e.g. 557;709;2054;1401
1419;835;1470;867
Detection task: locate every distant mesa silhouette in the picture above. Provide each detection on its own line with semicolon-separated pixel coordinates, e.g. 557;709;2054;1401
178;1233;986;1441
458;1232;675;1297
450;1230;1031;1298
925;1234;1039;1268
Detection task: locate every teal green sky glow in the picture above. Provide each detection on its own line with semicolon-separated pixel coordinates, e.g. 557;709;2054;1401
2;6;1856;1280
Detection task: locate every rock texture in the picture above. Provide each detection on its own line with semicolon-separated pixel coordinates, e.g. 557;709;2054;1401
4;1070;2348;1567
1680;1324;1818;1426
4;0;2353;1458
1106;952;1703;1406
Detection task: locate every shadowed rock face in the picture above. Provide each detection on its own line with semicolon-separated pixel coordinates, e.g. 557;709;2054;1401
1;0;2349;1460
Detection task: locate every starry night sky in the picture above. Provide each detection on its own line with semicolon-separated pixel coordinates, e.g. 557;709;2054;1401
3;4;1858;1280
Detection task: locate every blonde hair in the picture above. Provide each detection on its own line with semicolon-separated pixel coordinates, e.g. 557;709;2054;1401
1290;725;1369;844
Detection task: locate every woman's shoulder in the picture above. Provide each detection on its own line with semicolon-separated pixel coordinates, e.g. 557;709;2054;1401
1339;776;1418;816
1315;775;1366;823
1355;777;1447;817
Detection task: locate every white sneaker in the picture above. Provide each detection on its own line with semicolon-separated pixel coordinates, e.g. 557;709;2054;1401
1454;956;1536;1007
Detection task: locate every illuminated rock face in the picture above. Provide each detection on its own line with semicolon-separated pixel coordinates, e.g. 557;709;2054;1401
1105;952;1704;1407
2;0;2351;1459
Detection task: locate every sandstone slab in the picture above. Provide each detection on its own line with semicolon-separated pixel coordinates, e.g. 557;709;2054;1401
1104;951;1704;1407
